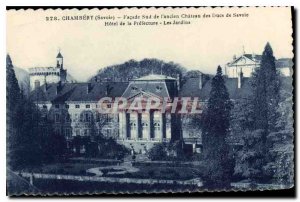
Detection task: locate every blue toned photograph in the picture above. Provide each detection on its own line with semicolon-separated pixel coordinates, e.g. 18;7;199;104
6;7;294;195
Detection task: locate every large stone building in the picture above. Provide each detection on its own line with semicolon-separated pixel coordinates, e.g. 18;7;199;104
30;73;183;154
118;74;181;152
29;52;293;154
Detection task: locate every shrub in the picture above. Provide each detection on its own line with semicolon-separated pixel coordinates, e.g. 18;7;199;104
148;170;155;177
148;143;167;161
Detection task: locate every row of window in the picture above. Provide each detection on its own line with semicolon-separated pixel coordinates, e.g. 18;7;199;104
55;128;93;138
54;113;114;123
131;85;163;92
129;122;161;131
56;128;113;138
45;104;112;110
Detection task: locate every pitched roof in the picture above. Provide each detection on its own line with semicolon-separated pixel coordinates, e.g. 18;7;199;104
30;82;128;103
180;76;293;100
56;52;63;58
122;81;170;98
275;58;293;68
243;54;262;62
134;74;176;81
30;75;292;103
179;77;252;100
228;54;293;69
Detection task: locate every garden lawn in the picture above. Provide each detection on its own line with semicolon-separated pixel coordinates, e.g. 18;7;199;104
21;163;107;176
106;166;202;180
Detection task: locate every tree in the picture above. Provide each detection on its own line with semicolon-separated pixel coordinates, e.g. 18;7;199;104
41;129;67;162
7;55;44;169
91;58;186;82
11;98;44;169
251;43;281;145
7;54;22;169
240;43;281;182
148;143;167;161
201;66;234;189
264;81;294;186
6;54;21;111
234;129;266;182
233;43;293;185
7;54;62;169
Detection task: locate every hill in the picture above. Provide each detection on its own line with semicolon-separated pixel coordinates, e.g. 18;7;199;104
89;58;187;82
14;67;30;96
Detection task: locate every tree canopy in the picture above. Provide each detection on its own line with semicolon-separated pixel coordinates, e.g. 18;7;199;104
201;66;234;189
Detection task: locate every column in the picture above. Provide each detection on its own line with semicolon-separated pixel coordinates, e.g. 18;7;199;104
162;113;166;141
166;112;171;140
159;112;163;141
149;110;154;140
118;111;127;140
137;113;142;140
126;112;130;139
142;112;150;140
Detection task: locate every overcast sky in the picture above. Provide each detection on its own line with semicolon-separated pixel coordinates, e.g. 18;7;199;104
7;7;293;82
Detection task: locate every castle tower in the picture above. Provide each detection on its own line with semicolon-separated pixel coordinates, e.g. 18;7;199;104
56;50;63;68
29;50;67;91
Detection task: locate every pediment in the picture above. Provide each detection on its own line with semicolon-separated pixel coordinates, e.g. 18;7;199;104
127;91;162;101
230;56;257;66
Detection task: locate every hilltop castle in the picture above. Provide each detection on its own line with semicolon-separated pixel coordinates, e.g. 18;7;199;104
29;51;69;91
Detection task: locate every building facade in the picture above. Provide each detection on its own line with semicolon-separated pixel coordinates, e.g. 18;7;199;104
225;53;293;78
31;74;182;154
28;52;293;155
29;51;72;91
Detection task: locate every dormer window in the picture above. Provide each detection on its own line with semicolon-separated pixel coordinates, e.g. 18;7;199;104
131;86;138;92
156;85;162;92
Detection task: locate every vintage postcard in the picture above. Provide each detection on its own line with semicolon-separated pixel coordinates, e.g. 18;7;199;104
6;7;294;195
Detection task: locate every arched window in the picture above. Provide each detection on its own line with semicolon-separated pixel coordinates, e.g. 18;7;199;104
154;122;160;131
156;85;162;92
34;80;40;89
131;86;138;92
65;114;71;122
142;122;148;130
85;112;91;122
55;113;60;123
130;122;136;131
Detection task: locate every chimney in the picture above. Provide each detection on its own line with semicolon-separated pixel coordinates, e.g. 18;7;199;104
44;83;48;92
199;73;203;89
43;76;47;92
233;55;237;60
252;53;256;61
87;83;92;94
238;71;243;89
105;84;109;96
94;76;98;82
176;74;180;91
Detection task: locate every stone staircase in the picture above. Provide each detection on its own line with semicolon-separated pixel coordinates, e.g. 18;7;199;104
135;154;150;162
